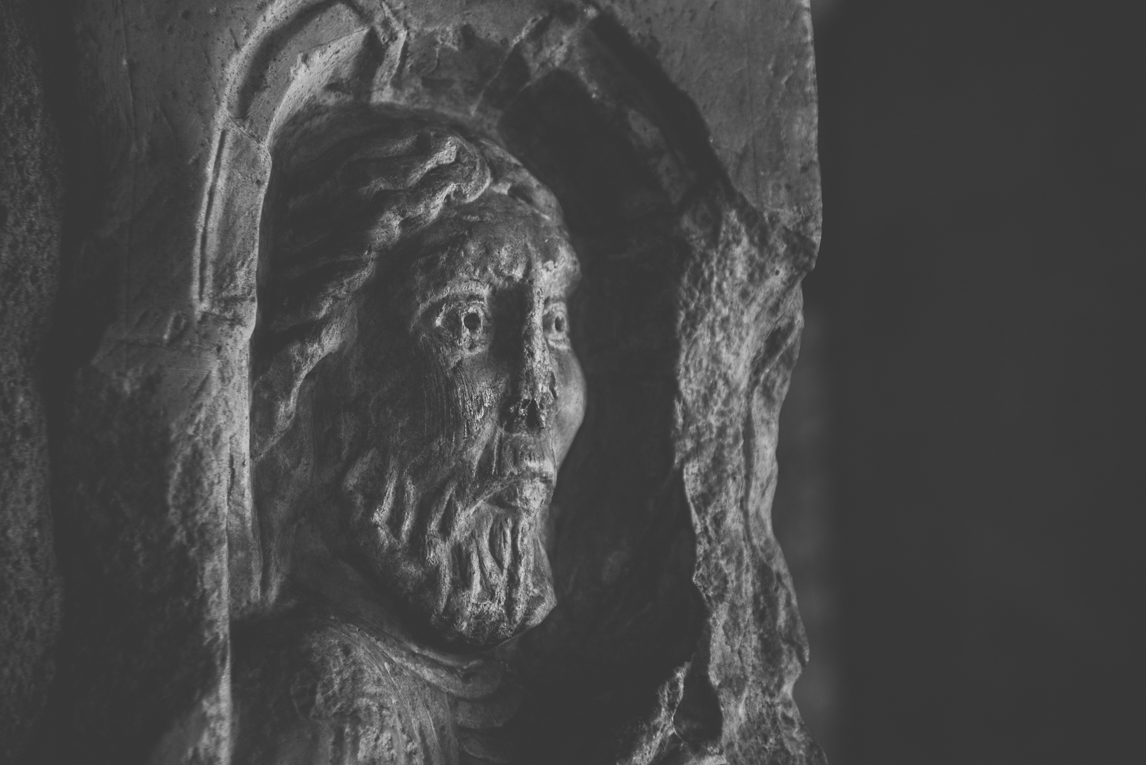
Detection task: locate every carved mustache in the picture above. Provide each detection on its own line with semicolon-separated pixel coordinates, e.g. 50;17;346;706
473;433;556;512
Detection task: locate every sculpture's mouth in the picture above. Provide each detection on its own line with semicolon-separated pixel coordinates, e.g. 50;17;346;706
479;436;556;514
486;471;552;513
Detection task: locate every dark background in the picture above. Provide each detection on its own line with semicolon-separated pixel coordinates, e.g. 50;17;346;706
773;0;1144;763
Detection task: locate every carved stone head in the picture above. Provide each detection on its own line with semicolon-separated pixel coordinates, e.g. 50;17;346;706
251;109;585;651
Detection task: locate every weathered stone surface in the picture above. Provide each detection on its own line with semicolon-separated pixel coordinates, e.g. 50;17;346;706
0;1;63;760
3;1;822;762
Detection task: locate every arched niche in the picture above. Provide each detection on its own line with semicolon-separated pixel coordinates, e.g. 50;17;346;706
197;0;817;760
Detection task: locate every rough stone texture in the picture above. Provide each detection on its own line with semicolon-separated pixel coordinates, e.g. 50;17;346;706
0;0;63;760
4;1;822;762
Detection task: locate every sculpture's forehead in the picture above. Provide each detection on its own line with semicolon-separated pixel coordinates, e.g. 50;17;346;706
404;195;579;298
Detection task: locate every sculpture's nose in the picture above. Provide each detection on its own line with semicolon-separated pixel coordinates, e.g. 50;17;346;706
502;297;555;434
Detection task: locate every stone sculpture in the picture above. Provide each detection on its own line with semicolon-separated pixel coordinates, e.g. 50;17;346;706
0;0;823;763
234;109;585;762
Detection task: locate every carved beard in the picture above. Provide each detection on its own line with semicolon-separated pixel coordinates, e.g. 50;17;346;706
338;443;557;651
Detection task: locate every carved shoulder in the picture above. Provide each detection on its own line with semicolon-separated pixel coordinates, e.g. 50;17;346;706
231;611;457;765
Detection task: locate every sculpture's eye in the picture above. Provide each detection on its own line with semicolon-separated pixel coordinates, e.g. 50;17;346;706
437;299;492;352
544;303;570;347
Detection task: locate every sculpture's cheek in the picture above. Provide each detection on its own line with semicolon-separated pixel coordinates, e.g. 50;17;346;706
552;350;586;458
457;374;502;447
424;353;504;450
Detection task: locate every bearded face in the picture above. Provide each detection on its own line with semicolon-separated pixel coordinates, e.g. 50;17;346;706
309;193;585;651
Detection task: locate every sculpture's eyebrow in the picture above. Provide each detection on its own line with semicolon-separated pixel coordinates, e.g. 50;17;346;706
421;279;491;304
408;279;492;325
